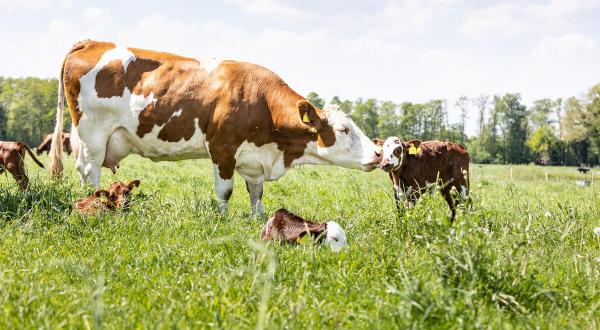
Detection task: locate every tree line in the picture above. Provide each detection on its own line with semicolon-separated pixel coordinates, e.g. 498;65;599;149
308;84;600;166
1;76;599;165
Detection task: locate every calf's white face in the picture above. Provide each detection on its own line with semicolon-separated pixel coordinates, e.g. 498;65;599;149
324;221;347;252
380;136;403;172
314;105;381;171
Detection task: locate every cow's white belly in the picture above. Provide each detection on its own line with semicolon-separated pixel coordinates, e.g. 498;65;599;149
234;141;288;184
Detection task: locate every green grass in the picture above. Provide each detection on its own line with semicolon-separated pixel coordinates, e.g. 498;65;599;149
1;155;599;329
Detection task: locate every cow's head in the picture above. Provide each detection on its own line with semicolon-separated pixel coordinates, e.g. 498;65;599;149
298;101;381;171
380;137;422;172
95;180;141;208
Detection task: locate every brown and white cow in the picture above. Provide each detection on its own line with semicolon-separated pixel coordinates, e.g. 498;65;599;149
261;208;347;251
378;137;470;222
49;40;381;216
0;141;45;190
36;132;72;155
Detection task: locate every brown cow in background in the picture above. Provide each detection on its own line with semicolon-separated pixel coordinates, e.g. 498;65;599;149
378;137;470;223
37;133;72;155
0;141;45;189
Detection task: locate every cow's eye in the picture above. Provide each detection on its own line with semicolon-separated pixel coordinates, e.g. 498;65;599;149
338;128;349;134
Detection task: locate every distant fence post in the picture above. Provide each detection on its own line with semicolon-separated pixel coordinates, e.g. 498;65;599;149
545;171;548;182
510;167;513;181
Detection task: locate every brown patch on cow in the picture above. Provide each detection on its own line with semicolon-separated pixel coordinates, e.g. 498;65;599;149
95;58;160;98
0;141;45;189
62;40;117;126
63;41;338;180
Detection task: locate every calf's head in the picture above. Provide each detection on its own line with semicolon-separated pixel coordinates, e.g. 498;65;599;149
299;101;381;171
324;221;347;252
380;137;422;172
94;180;141;208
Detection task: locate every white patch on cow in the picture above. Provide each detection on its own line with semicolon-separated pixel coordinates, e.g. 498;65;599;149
301;104;379;171
381;136;403;170
130;92;156;117
325;221;347;252
170;109;183;119
235;141;287;183
199;58;223;74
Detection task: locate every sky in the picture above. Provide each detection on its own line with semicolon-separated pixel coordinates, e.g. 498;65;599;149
1;0;600;134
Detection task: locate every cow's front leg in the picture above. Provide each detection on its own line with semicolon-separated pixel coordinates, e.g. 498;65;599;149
213;164;234;215
245;180;265;218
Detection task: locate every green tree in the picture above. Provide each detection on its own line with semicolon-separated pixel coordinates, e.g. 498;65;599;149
376;101;399;138
306;92;325;109
497;93;529;163
455;95;468;144
527;126;559;165
330;96;353;115
352;98;379;138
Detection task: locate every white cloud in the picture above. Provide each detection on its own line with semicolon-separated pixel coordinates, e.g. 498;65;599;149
368;0;462;37
532;33;597;58
221;0;307;19
460;0;600;39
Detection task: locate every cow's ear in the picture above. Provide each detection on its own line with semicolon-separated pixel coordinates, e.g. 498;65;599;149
297;100;321;127
95;189;109;197
128;179;141;189
372;138;384;147
411;140;422;148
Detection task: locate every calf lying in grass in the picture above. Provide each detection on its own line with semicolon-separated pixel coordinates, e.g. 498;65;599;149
0;141;45;190
377;137;470;222
75;180;140;215
261;208;347;251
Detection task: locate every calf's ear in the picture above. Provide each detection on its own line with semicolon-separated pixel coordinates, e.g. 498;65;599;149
95;189;109;197
297;100;321;128
372;138;384;147
128;180;141;189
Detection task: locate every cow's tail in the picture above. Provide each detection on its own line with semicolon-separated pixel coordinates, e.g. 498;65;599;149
20;142;45;169
49;60;65;177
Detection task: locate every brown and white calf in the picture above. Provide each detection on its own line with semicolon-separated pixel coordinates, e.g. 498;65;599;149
378;137;470;222
0;141;45;190
74;180;140;215
36;132;72;156
261;208;346;251
49;40;381;216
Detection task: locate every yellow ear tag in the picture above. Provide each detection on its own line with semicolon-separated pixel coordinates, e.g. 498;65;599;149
408;144;421;155
297;234;311;245
99;194;109;203
302;113;310;123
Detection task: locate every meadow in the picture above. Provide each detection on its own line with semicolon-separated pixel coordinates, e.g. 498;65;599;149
0;155;598;329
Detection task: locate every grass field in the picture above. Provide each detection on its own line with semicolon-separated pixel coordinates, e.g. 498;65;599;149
1;155;599;329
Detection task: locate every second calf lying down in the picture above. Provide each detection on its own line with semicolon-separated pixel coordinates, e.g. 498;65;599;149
75;180;140;215
261;208;347;251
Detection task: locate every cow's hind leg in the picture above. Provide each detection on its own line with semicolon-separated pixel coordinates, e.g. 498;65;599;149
213;164;234;215
245;180;265;217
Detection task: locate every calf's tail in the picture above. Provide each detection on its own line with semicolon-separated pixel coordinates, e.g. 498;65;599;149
20;142;45;168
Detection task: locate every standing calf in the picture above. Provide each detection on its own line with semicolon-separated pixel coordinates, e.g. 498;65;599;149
0;141;45;190
261;208;347;251
378;137;470;222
